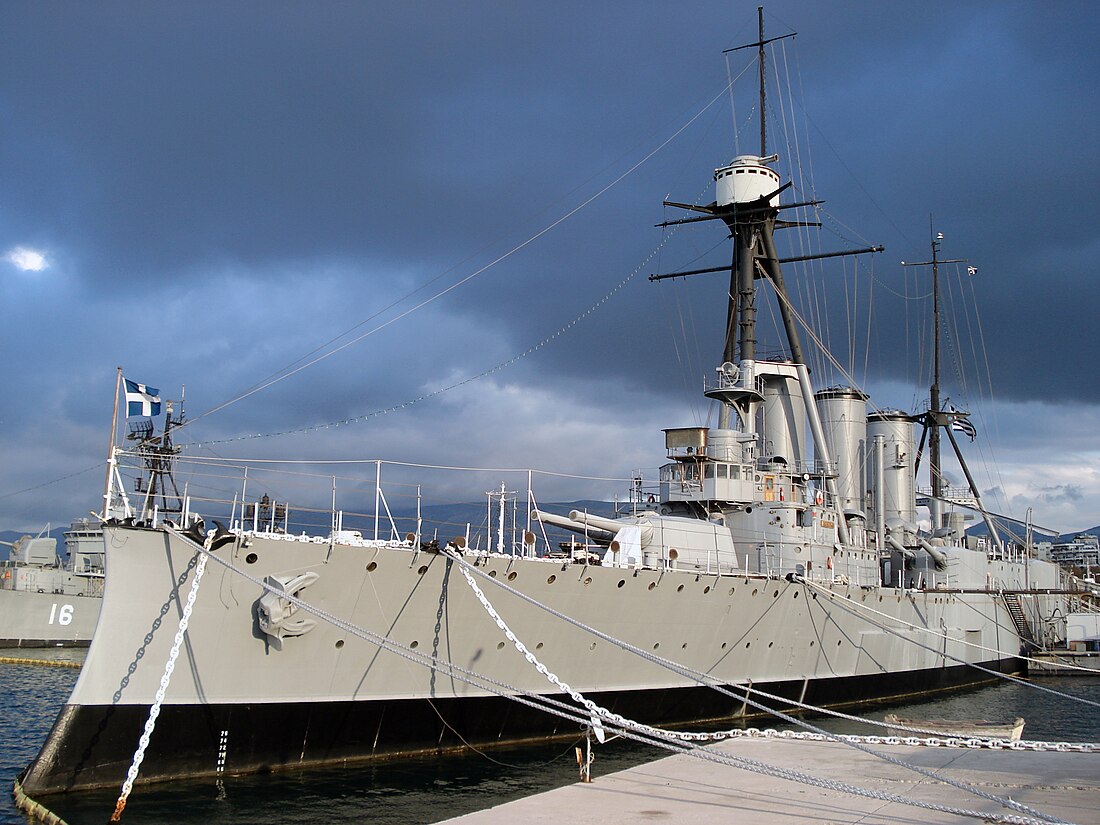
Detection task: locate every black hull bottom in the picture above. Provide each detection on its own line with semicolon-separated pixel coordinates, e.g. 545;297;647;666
22;658;1020;795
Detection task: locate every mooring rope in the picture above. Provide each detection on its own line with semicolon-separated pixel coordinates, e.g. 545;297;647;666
109;546;209;822
448;550;1071;825
449;551;1100;744
106;530;1082;825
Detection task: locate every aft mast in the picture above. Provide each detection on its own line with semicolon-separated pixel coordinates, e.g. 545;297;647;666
902;226;1002;547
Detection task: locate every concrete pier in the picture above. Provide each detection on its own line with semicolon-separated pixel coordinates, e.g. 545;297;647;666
441;738;1099;824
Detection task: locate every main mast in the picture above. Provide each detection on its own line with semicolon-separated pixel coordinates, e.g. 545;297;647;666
652;9;883;548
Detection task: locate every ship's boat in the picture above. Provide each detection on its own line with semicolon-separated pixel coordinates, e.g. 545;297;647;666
20;20;1076;798
883;714;1026;741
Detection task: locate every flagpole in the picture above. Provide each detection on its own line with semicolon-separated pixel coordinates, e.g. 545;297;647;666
103;367;123;519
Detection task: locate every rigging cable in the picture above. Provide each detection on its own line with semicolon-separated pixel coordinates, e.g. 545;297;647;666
449;550;1069;824
178;69;757;435
152;529;1076;825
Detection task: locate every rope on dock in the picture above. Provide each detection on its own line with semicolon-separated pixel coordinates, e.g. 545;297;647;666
12;772;70;825
0;656;82;669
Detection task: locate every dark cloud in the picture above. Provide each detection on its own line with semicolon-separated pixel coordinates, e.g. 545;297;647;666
2;1;1100;532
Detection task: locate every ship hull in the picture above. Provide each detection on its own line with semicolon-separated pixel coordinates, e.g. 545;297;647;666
0;588;99;648
23;658;1017;794
20;525;1039;794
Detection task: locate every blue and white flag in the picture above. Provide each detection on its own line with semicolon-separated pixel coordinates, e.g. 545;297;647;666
946;403;977;441
124;379;162;418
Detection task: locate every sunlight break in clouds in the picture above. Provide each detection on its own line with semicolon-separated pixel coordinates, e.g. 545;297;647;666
3;245;48;271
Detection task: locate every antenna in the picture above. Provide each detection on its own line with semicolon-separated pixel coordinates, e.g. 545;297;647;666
722;6;796;157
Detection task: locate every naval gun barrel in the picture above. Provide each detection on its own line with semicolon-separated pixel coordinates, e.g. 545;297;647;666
568;510;654;544
532;510;615;542
886;533;949;572
886;534;915;560
917;537;950;571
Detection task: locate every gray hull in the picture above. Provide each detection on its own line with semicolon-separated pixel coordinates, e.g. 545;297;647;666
20;524;1056;793
0;587;100;648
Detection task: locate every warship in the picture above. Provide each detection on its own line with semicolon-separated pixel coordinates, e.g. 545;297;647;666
20;18;1077;798
0;520;103;648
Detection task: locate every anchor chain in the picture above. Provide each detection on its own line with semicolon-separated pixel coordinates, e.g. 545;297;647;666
110;548;209;822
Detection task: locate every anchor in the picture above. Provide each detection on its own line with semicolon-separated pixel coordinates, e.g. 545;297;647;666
256;571;320;650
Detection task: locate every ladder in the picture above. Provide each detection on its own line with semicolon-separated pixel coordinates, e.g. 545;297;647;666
1002;592;1039;649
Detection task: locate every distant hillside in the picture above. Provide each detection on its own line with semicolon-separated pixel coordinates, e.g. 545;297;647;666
966;519;1100;544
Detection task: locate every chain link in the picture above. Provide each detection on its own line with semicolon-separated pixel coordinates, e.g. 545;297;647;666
111;549;209;821
449;555;1074;824
115;534;1081;825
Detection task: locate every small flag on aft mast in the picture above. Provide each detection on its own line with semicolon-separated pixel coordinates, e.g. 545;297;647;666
946;403;977;441
124;379;162;418
967;265;978;276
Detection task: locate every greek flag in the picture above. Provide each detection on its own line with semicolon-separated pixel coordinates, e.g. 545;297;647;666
124;379;162;418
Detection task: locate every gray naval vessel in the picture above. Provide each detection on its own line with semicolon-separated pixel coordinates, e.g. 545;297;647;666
20;25;1077;796
0;520;103;648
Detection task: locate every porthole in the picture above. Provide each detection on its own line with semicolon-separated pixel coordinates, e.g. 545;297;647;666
648;582;656;591
752;588;759;596
653;643;660;650
489;570;498;578
508;571;517;581
729;587;736;596
417;565;429;575
773;590;779;598
335;640;344;649
721;642;727;649
246;553;258;565
617;579;626;588
536;642;544;650
584;577;593;587
810;641;816;647
793;591;799;599
837;640;842;646
497;641;506;650
745;642;751;648
768;641;773;648
677;584;685;592
547;575;556;584
411;640;419;649
366;561;377;572
681;643;688;650
703;586;711;594
590;642;597;651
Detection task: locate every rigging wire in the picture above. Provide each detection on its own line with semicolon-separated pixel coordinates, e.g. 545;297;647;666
158;531;1080;825
0;462;103;502
181;235;672;449
178;72;753;435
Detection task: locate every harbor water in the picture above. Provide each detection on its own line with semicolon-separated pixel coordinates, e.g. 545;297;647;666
2;653;1097;825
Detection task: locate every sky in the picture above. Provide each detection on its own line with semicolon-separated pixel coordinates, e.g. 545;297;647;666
2;1;1099;536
